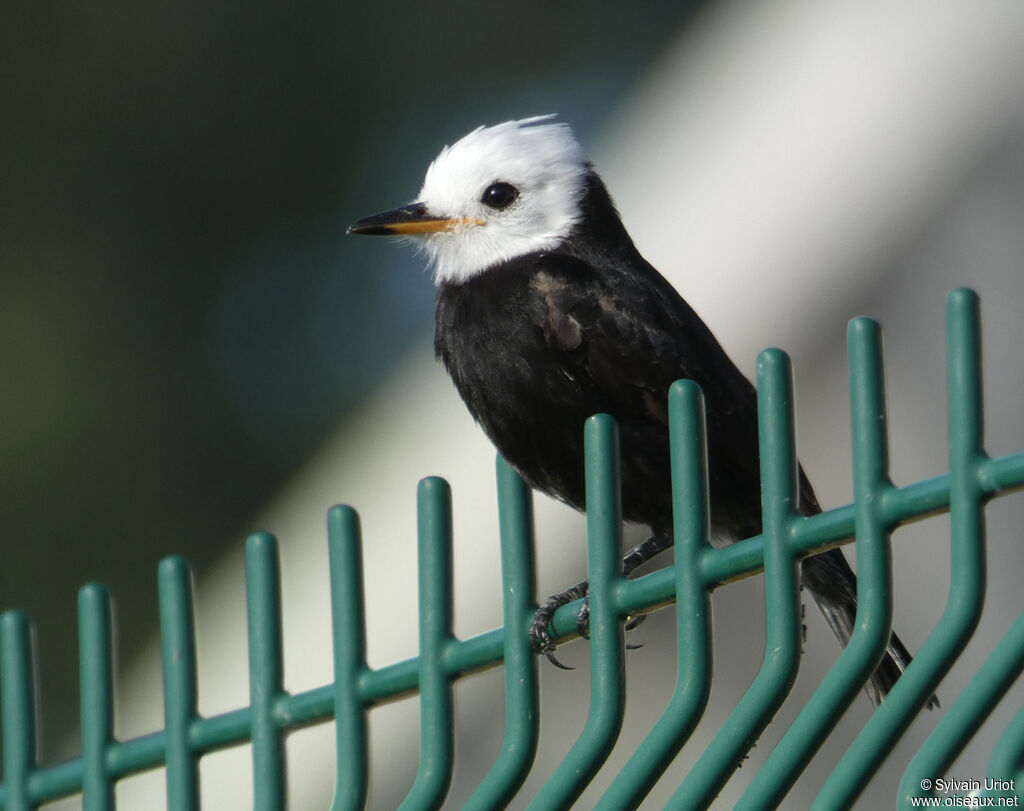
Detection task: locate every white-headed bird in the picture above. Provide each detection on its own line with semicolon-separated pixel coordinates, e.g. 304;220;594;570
349;116;927;705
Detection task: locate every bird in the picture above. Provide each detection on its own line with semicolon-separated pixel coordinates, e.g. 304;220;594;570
348;114;928;706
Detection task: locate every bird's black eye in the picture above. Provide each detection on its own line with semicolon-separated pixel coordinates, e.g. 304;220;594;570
481;181;519;210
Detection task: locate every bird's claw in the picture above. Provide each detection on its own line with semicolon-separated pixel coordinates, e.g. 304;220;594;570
530;599;650;666
528;605;575;670
528;581;589;668
576;598;590;640
625;612;647;632
529;572;654;665
528;603;556;652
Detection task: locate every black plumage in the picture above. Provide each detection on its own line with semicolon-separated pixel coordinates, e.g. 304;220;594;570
435;173;764;540
350;118;929;706
432;171;915;704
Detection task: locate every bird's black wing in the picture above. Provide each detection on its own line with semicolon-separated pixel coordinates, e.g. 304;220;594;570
525;253;768;537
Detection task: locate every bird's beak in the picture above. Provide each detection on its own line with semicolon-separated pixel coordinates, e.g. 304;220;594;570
347;202;478;236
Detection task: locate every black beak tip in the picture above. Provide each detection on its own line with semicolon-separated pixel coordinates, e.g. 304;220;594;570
347;202;430;237
346;219;371;236
347;221;395;237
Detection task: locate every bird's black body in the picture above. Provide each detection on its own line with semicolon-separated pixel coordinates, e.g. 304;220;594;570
349;118;929;707
435;174;765;539
434;171;915;705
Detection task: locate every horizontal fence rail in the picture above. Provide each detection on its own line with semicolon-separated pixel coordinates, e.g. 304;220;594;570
1;288;1023;809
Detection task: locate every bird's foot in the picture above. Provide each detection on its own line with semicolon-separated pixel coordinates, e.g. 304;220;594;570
529;591;651;663
576;598;590;640
530;534;674;666
528;580;588;669
555;600;647;648
616;533;670;649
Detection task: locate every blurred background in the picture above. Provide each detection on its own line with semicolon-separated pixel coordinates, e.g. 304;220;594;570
3;0;1024;807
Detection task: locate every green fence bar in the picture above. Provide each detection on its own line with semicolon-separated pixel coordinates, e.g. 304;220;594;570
246;533;287;810
0;611;37;811
159;556;201;811
669;349;804;810
596;379;714;810
78;584;116;811
987;700;1024;800
816;287;989;809
906;606;1024;804
463;458;540;810
529;413;626;810
328;505;370;811
741;317;899;808
397;477;456;810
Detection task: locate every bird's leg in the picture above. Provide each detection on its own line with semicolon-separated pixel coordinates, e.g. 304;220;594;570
622;533;674;577
623;533;674;638
530;534;674;664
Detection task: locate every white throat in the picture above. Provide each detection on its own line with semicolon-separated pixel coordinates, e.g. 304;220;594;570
415;116;590;285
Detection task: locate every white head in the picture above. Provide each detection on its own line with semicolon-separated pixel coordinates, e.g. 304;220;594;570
348;116;590;284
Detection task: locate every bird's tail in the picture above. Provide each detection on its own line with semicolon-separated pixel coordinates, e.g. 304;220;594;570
801;549;939;709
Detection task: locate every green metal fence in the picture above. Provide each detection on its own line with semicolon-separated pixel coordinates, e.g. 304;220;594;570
2;287;1023;809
